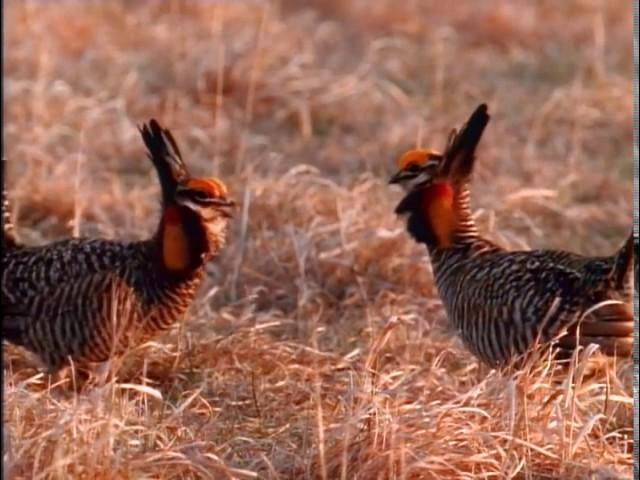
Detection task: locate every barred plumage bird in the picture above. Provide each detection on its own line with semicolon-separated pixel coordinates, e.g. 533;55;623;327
1;120;235;372
390;104;634;367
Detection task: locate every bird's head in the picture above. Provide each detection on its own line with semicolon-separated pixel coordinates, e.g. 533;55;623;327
389;104;490;211
388;104;490;248
173;176;235;248
139;119;235;262
388;148;445;192
174;177;235;220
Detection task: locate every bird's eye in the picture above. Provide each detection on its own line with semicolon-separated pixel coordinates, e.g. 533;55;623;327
406;163;422;172
191;190;211;202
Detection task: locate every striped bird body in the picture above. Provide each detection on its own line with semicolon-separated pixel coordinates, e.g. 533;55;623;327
430;244;630;367
2;120;234;372
2;238;205;369
391;104;633;367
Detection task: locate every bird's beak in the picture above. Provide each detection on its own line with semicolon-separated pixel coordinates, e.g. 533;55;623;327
215;198;235;207
389;170;412;185
212;198;236;217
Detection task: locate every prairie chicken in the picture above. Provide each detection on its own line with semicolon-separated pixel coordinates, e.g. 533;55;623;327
2;120;235;372
390;104;634;368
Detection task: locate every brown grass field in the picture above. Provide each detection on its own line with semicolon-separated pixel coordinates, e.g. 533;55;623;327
1;1;635;478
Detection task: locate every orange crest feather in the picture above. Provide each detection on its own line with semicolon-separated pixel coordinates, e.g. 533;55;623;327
397;148;441;170
185;178;229;198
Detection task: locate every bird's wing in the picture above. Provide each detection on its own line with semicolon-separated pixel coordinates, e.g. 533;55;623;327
455;251;633;359
1;238;140;306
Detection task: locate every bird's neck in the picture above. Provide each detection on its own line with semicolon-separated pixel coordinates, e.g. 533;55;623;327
401;182;479;252
422;182;457;248
157;205;208;274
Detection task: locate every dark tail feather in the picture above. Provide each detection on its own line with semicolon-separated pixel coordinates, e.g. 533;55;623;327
441;103;491;181
138;119;191;205
612;230;634;295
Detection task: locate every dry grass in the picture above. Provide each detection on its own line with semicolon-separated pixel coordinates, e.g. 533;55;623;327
1;1;634;478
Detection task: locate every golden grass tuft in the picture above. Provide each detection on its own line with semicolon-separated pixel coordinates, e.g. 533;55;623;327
2;0;634;478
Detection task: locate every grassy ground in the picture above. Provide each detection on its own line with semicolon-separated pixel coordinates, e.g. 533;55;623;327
2;1;634;478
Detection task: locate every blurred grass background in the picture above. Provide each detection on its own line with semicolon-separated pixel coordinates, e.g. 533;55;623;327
2;1;634;478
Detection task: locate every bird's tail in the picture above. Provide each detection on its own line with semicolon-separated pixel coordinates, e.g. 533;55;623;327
138;119;191;206
554;230;635;359
611;230;634;297
440;103;491;181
